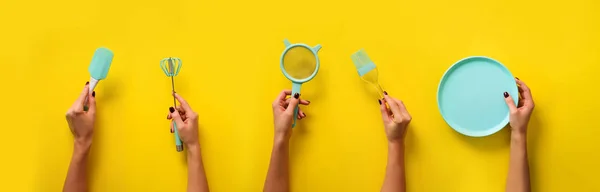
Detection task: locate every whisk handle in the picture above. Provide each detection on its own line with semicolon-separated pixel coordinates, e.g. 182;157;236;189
173;121;184;152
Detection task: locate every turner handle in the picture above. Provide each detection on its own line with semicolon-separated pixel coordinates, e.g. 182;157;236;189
291;83;302;128
173;121;184;152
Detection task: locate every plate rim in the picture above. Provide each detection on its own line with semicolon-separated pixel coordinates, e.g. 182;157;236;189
436;56;518;137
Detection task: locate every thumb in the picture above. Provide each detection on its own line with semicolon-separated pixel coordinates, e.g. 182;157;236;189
503;92;517;113
170;107;185;130
73;84;89;110
87;91;97;114
285;93;300;114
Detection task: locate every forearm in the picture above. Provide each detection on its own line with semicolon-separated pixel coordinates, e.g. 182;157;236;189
264;135;290;192
187;144;209;192
63;141;91;192
382;141;406;192
506;132;530;192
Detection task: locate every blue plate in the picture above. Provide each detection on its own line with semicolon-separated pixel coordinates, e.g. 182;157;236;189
437;56;518;137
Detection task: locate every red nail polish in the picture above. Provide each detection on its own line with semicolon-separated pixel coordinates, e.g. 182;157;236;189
85;81;89;85
169;107;175;113
294;93;299;99
92;91;96;97
384;91;388;95
515;77;520;80
504;92;509;98
378;99;382;105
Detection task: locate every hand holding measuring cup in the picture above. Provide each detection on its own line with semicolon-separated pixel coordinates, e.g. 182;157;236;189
280;39;321;128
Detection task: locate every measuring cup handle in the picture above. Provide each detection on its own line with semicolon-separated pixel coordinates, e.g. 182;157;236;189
291;83;302;128
284;39;291;47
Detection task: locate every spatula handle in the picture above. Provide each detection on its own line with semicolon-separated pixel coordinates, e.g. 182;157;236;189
83;78;99;111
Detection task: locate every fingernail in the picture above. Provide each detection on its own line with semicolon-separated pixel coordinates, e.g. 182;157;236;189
384;91;388;95
515;77;520;80
167;115;169;119
307;100;311;104
169;107;175;113
170;128;174;133
85;81;89;85
378;99;382;105
92;91;96;97
294;93;299;99
504;92;509;98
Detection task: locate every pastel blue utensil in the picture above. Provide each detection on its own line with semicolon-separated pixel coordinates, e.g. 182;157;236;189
351;49;384;98
84;47;114;111
160;57;184;152
280;39;321;128
437;56;518;137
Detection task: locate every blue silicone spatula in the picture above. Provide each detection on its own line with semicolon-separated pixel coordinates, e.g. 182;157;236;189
84;47;114;111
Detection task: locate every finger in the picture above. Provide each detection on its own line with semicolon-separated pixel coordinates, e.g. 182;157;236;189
515;79;533;105
285;93;300;114
392;98;411;120
379;99;391;123
284;98;310;106
173;93;193;112
274;90;293;104
503;92;518;113
176;106;187;121
384;95;404;119
72;83;90;110
298;108;306;118
176;106;185;114
87;91;97;114
170;122;174;133
169;107;185;130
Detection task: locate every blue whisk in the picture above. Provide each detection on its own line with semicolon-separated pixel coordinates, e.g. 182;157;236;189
160;57;183;152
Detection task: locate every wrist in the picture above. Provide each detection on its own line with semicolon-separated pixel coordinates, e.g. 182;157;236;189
388;140;404;150
511;129;527;139
73;140;91;158
186;142;201;152
273;134;290;148
274;131;291;144
74;138;92;151
511;131;527;143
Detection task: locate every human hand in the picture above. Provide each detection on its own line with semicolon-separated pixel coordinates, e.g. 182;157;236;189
379;92;411;144
503;78;535;136
167;93;200;148
271;90;310;141
65;82;96;148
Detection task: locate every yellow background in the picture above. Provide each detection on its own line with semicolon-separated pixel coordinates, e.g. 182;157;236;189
1;0;599;191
